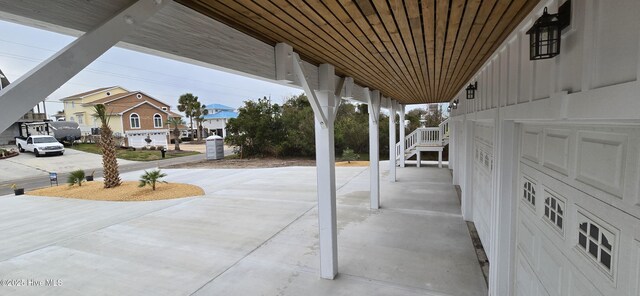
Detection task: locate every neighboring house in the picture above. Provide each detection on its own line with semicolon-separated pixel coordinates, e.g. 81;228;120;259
0;104;48;145
0;69;48;145
61;86;182;148
201;103;238;138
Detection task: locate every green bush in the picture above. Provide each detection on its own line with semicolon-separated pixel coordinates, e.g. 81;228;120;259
225;94;394;159
342;148;359;163
67;169;85;187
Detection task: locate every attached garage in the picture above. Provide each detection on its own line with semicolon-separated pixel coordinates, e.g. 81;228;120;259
125;130;169;148
514;124;640;296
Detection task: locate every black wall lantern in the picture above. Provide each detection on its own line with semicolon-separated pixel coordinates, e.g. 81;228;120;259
466;82;478;100
526;1;571;60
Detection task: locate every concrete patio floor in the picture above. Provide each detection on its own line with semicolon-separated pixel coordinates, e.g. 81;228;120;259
0;163;487;296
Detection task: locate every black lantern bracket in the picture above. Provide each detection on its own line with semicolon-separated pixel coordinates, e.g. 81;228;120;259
466;81;478;100
526;1;571;60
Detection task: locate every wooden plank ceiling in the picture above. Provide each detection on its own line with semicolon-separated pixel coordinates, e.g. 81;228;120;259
177;0;539;104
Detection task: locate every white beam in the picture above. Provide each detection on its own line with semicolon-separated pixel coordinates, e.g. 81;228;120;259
399;104;406;168
365;88;381;209
388;99;397;182
0;0;169;133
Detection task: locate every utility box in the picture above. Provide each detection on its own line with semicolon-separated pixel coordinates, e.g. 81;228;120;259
205;135;224;160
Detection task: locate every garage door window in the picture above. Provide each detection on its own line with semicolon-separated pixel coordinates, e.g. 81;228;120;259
523;179;536;209
578;216;614;274
544;194;564;232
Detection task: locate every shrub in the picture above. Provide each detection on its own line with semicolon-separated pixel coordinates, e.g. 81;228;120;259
150;146;157;150
138;169;167;191
141;146;148;151
342;148;360;163
67;170;85;187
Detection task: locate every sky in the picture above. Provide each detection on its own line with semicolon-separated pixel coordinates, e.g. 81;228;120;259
0;19;432;117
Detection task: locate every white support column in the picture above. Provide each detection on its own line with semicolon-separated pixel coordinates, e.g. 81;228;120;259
438;150;442;168
292;54;338;279
416;151;421;167
365;89;381;209
462;118;475;221
0;0;169;133
450;120;457;178
488;120;519;296
388;99;397;182
399;104;406;168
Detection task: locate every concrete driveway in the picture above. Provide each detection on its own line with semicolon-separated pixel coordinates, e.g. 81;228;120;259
0;164;486;296
0;148;136;183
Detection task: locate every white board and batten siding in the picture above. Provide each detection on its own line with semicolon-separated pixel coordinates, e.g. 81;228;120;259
448;0;640;120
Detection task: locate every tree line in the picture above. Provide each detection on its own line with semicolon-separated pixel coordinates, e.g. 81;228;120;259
225;94;444;159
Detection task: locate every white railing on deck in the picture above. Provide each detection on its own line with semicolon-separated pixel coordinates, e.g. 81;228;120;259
395;118;451;160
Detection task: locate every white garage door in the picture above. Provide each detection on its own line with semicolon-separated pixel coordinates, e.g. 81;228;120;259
472;122;494;259
126;131;168;148
514;124;640;296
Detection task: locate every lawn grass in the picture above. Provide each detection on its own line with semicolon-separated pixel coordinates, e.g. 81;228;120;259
70;143;200;161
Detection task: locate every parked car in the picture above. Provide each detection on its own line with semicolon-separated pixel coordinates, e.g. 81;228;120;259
15;135;65;157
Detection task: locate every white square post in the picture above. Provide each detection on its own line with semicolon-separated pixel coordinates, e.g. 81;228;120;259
291;52;339;279
488;120;519;295
462;118;475;221
365;89;381;209
388;99;397;182
399;104;406;168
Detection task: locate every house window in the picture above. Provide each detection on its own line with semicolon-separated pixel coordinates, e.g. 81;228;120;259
71;101;75;108
523;179;536;208
77;115;83;124
544;194;564;231
130;113;140;129
162;107;168;111
106;91;111;96
153;114;163;128
136;94;142;99
578;217;614;273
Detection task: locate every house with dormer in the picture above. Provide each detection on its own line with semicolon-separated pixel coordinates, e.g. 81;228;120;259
61;86;182;148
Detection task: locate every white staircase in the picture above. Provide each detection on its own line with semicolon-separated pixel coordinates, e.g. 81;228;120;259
395;118;450;167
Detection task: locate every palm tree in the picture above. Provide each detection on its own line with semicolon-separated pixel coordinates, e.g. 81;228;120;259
93;104;121;188
139;169;167;191
193;102;209;140
177;93;198;141
67;169;85;187
166;117;185;151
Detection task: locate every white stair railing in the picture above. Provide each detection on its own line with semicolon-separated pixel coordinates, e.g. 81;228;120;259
395;118;451;161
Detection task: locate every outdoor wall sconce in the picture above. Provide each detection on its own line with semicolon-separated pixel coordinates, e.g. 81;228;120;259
451;99;459;110
466;82;478;100
526;1;571;60
447;105;452;112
